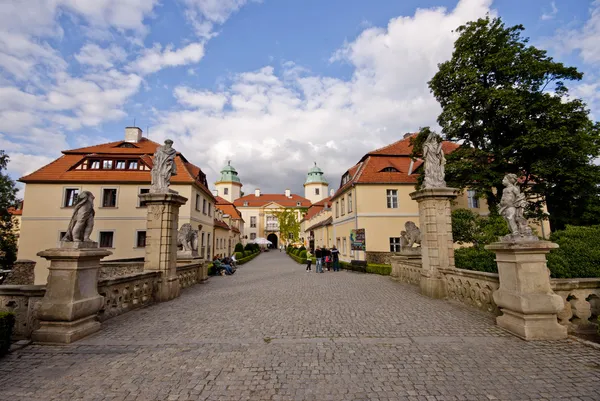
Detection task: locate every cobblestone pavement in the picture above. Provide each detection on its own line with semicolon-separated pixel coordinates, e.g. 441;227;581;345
1;252;599;401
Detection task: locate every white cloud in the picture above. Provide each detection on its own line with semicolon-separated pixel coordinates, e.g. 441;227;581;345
149;0;495;194
541;1;558;21
75;44;127;68
128;42;206;75
551;1;600;64
183;0;259;37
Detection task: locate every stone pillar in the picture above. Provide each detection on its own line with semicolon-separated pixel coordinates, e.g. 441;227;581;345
4;259;36;285
32;242;111;344
485;241;567;340
410;188;458;299
139;192;188;302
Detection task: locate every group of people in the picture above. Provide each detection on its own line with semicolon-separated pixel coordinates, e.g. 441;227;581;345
212;254;237;276
306;246;340;273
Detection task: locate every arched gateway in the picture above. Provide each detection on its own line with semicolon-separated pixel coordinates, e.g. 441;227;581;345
267;233;278;249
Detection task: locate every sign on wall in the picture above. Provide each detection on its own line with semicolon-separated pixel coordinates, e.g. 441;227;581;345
350;228;366;251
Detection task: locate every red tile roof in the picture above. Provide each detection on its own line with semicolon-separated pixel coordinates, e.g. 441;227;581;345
233;193;311;208
331;135;459;201
213;219;231;230
302;197;331;221
215;196;244;220
19;138;215;201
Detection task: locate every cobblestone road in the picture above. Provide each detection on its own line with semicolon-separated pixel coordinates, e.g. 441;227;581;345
1;252;599;401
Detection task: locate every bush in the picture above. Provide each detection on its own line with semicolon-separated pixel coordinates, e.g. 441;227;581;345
235;252;243;260
452;209;509;246
454;246;497;273
366;264;392;276
299;246;306;252
0;312;15;357
547;225;600;278
299;250;307;259
234;243;244;253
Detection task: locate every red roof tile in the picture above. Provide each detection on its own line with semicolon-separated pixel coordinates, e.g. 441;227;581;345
233;193;311;208
302;197;331;221
215;196;243;220
214;219;231;230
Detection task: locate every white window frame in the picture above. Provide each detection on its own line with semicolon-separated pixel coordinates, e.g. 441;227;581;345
335;201;339;218
100;186;119;208
386;189;398;209
62;187;81;208
341;198;345;216
224;188;229;195
250;216;257;228
348;192;353;213
390;237;401;252
102;160;113;169
98;230;115;249
115;160;127;169
202;199;207;214
315;188;320;195
342;237;347;255
195;194;201;211
467;190;480;209
135;230;147;248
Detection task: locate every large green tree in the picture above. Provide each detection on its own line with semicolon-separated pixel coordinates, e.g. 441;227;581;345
272;208;302;245
427;16;600;230
0;151;19;269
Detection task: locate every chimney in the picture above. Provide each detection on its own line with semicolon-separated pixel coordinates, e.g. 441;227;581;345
255;188;261;197
125;126;142;143
330;188;335;197
285;189;291;198
212;189;218;197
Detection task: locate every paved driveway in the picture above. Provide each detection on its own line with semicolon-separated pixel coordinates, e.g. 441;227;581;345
1;251;599;400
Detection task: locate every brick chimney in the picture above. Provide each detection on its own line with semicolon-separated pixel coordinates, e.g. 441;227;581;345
125;127;142;143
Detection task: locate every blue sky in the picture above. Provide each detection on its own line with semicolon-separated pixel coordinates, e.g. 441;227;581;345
1;0;598;196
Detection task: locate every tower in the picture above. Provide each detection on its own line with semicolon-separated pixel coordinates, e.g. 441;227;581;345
304;162;328;204
215;161;243;202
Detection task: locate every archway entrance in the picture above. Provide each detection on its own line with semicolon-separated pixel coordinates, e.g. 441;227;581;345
267;233;278;249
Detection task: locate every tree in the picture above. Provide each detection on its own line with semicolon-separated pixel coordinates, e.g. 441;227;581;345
451;209;509;247
272;208;301;246
0;151;19;269
427;16;600;230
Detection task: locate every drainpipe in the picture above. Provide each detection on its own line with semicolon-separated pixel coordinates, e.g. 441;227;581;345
353;184;360;262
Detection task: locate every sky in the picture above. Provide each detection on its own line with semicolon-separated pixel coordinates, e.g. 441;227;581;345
1;0;599;198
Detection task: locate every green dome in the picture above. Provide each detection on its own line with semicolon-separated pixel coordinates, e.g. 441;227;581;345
216;161;241;184
305;162;328;185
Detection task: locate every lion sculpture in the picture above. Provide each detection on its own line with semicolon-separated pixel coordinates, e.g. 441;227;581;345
177;223;199;252
400;221;421;250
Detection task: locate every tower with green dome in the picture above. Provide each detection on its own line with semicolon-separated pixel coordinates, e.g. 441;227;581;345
215;161;243;202
304;162;329;204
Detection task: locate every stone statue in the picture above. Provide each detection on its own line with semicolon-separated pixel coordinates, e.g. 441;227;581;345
422;131;446;188
151;139;177;193
400;221;421;250
177;223;199;252
499;173;536;241
62;191;95;243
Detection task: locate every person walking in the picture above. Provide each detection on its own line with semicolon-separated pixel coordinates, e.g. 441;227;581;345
331;246;340;271
306;249;312;272
315;247;323;273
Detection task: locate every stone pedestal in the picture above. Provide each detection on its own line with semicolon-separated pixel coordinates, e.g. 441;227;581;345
410;187;458;299
139;192;188;302
32;243;111;344
486;241;567;340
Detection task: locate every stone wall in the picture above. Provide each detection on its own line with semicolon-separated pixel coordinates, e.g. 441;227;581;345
390;255;421;285
0;285;45;340
99;261;144;280
3;260;35;285
439;268;500;315
97;272;160;322
176;261;207;289
366;251;395;265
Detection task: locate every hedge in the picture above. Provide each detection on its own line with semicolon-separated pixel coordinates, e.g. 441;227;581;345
454;246;497;273
287;251;307;264
366;263;392;276
299;250;307;259
0;312;15;357
235;252;244;260
234;243;244;253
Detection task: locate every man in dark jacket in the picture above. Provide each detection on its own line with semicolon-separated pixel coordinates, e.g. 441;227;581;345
331;246;340;271
314;247;323;273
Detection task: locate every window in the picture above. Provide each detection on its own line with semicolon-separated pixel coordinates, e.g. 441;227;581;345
288;233;294;240
195;194;201;211
243;201;249;206
63;188;79;207
342;237;347;255
341;198;345;216
202;199;207;214
102;188;117;207
128;160;138;170
90;160;100;169
103;160;113;169
296;202;301;206
139;188;150;207
59;231;67;244
348;193;353;213
224;188;229;195
118;142;136;148
250;233;257;240
99;231;114;248
381;167;399;173
315;188;320;195
207;233;211;259
201;232;205;257
250;216;257;228
136;231;147;248
335;201;339;218
341;173;351;186
336;238;341;252
115;160;126;169
208;203;212;216
390;237;401;252
386;189;398;209
467;190;480;209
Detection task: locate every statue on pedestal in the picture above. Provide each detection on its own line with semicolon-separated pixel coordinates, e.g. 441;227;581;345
422;131;446;189
499;174;537;242
62;191;95;243
177;223;199;253
151;139;177;193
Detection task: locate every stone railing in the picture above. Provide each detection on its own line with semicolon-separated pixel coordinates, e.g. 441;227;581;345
99;260;144;280
440;268;500;315
97;272;160;322
0;285;46;340
552;278;600;332
176;261;207;290
390;254;421;285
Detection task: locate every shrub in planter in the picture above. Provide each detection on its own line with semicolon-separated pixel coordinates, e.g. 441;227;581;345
0;312;15;357
547;225;600;278
234;243;244;253
454;246;497;273
299;250;307;259
366;264;392;275
244;243;254;252
299;246;306;252
235;252;244;260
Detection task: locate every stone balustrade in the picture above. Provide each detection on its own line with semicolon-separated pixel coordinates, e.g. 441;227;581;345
439;268;500;315
97;272;160;322
390;254;421;285
99;260;144;280
0;285;46;340
176;262;206;289
552;278;600;331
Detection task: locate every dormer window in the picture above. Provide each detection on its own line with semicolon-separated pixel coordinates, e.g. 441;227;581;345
296;202;301;206
90;160;100;169
117;142;136;148
243;201;249;206
115;160;126;169
341;173;351;186
381;167;400;173
103;160;113;169
128;161;138;170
